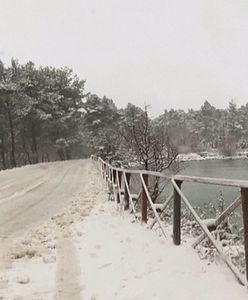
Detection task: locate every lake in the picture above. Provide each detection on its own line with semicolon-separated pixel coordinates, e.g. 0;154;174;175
175;159;248;215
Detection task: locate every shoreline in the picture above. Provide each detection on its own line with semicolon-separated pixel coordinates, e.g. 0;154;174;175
178;152;248;162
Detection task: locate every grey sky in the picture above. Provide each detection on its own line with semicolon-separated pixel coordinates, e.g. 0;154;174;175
0;0;248;116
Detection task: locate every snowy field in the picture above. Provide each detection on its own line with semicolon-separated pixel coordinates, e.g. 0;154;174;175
0;160;247;299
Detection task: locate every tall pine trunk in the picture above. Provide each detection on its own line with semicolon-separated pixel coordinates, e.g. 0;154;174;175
22;133;31;165
31;123;39;163
5;101;16;168
0;135;6;170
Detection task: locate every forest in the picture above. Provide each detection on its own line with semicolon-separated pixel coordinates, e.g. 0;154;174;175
0;59;248;171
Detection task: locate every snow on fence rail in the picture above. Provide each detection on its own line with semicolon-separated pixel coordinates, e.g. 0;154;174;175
93;156;248;287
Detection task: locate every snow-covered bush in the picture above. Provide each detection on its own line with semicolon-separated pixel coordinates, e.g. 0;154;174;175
149;194;245;274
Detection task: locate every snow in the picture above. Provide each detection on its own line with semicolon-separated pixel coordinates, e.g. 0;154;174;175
178;151;226;162
92;119;101;125
203;218;216;227
0;160;247;299
75;200;247;300
178;151;248;162
0;258;55;299
179;152;204;161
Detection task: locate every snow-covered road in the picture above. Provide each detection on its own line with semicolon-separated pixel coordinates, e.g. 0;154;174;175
0;159;89;238
0;159;101;300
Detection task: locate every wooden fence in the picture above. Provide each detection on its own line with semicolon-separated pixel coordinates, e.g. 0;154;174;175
95;156;248;287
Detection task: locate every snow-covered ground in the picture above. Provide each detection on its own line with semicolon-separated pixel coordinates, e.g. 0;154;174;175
178;150;248;162
0;160;247;299
78;201;248;300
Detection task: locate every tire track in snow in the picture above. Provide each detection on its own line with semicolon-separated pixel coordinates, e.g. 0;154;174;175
0;177;48;206
0;170;48;202
0;163;51;197
54;238;82;300
0;160;87;238
53;160;101;300
0;166;72;237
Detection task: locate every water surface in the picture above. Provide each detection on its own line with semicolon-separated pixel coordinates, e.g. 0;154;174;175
177;158;248;210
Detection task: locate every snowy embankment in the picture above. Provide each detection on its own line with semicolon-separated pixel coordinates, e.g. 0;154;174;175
0;161;247;299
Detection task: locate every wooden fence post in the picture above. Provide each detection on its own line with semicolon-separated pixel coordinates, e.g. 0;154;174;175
241;187;248;283
113;169;117;184
173;180;182;245
104;163;107;179
109;167;112;183
101;162;105;177
105;165;109;181
124;173;131;210
117;171;122;204
141;174;149;223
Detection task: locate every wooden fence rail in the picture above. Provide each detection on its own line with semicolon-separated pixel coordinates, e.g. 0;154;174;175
94;156;248;287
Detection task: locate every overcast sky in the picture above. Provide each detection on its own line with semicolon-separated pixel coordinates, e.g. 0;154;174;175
0;0;248;116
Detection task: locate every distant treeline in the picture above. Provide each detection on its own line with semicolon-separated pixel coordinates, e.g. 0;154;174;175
82;97;248;168
0;59;247;170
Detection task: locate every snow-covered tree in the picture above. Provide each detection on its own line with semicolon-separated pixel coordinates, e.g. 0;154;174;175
82;94;122;161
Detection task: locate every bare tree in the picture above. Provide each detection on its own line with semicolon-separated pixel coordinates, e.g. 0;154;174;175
122;103;180;202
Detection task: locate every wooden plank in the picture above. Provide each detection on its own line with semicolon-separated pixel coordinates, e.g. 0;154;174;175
123;173;137;217
150;191;174;229
98;158;170;178
113;169;117;184
105;165;109;183
216;195;241;225
174;175;248;189
173;180;182;245
108;165;112;183
109;166;112;182
241;188;248;283
192;195;241;248
171;179;246;286
124;173;131;210
141;174;148;223
116;171;122;204
112;171;118;203
101;162;105;177
139;174;167;239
